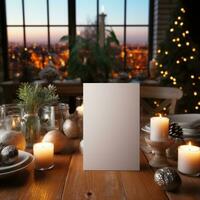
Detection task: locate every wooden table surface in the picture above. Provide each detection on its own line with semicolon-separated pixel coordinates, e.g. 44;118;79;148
1;144;200;200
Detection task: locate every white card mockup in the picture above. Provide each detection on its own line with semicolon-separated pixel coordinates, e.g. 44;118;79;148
83;83;140;170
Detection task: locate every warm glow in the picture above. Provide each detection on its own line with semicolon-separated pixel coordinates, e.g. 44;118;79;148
181;8;186;13
188;141;192;146
191;75;194;79
177;43;181;47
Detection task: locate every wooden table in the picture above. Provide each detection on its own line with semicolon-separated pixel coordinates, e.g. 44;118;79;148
1;145;200;200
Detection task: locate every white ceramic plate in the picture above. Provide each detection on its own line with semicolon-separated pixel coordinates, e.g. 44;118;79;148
0;151;30;173
0;153;33;179
141;114;200;138
168;114;200;128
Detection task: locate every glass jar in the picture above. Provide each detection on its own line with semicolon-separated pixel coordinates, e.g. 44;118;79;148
21;112;40;148
1;104;22;131
40;103;70;133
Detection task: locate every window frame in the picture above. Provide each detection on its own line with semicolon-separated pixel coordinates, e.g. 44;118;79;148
0;0;153;80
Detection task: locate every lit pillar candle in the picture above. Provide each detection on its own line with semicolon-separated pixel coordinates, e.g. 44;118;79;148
33;142;54;170
150;115;169;141
178;142;200;175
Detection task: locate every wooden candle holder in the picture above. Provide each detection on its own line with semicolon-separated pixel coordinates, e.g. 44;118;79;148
145;136;174;168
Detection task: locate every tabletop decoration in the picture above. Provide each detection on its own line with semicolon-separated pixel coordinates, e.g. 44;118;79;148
42;130;80;153
154;167;182;192
0;130;26;150
150;115;169;142
166;123;184;160
63;114;81;139
33;142;54;170
178;142;200;176
18;83;58;148
0;145;18;165
145;136;173;168
40;103;70;133
145;114;172;168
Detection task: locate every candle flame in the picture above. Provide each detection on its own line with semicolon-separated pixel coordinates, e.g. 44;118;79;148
159;113;162;118
188;141;192;146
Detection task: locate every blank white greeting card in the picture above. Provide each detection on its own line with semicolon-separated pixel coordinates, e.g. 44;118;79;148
83;83;140;170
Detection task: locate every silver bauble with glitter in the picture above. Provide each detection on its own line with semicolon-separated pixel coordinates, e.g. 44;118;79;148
154;167;181;192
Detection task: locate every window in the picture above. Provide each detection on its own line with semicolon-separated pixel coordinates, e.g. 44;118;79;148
3;0;150;80
76;0;149;78
6;0;69;80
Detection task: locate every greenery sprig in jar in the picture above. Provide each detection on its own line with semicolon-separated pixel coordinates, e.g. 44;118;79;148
18;83;58;148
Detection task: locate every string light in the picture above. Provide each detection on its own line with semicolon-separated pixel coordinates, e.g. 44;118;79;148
192;48;196;52
157;49;161;53
184;109;188;113
161;71;164;74
177;43;181;47
170;76;173;80
194;92;197;96
183;58;187;62
185;30;189;34
155;62;159;66
179;86;183;90
181;8;186;13
195;106;199;110
176;38;180;41
182;33;186;37
165;51;168;55
177;16;181;20
180;22;184;26
172;38;176;42
174;21;178;25
190;56;194;60
198;102;200;106
186;42;190;46
176;60;180;64
159;64;163;68
192;82;196;86
170;28;174;32
191;75;194;79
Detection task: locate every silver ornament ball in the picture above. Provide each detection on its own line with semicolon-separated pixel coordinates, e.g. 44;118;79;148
154;167;181;192
63;119;80;139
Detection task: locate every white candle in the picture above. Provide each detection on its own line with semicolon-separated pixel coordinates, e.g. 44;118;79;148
33;142;54;170
150;115;169;141
76;104;84;118
178;142;200;175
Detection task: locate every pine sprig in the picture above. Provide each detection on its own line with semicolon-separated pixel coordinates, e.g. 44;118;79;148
18;83;59;113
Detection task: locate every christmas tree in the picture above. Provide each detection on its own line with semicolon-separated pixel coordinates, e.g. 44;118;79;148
156;3;200;113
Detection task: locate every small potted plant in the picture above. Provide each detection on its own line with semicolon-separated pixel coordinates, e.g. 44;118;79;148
18;83;58;147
